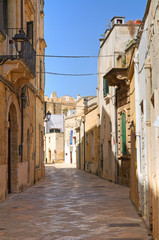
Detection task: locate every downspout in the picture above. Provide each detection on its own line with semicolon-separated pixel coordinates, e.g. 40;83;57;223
83;118;85;170
144;57;151;227
34;0;37;183
79;129;81;169
20;89;24;162
134;51;142;212
19;0;24;163
21;0;23;30
114;87;118;183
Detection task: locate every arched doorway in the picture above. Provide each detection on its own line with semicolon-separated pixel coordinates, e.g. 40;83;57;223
8;103;18;193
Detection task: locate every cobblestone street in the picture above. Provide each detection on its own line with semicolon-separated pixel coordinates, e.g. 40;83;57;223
0;164;150;240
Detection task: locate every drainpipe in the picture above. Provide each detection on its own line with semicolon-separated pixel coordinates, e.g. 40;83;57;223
134;51;142;212
20;88;24;162
83;119;85;170
21;0;23;30
34;0;37;183
114;87;118;183
79;129;81;169
144;57;151;226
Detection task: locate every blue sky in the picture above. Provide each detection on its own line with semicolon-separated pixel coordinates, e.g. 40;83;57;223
44;0;147;98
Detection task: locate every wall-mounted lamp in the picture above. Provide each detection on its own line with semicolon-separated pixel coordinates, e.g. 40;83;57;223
84;98;88;106
13;29;28;43
12;30;28;56
44;111;51;122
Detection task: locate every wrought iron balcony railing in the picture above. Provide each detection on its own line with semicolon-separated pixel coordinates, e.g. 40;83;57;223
20;40;36;76
0;28;36;77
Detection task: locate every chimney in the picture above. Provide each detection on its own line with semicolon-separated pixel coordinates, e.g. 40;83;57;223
111;17;125;27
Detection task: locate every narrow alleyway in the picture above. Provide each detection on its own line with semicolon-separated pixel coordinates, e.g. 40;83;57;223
0;164;150;240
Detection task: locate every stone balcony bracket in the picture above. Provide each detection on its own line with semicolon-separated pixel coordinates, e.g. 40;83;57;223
118;155;131;160
2;59;34;86
0;30;6;43
104;67;128;88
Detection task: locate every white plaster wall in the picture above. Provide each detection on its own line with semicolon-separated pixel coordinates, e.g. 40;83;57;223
137;16;149;225
64;115;77;165
46;114;64;134
45;133;56;163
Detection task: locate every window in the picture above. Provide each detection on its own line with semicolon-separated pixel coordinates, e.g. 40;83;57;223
50;128;60;133
117;19;123;24
27;21;33;45
103;78;109;96
0;0;7;33
121;112;126;155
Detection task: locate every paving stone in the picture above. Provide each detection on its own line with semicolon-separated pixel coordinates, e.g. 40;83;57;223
0;163;150;240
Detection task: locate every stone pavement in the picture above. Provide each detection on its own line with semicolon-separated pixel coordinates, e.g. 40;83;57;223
0;163;151;240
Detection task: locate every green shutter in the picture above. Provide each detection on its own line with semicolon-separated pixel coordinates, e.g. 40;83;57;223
43;126;45;135
103;78;109;96
121;113;126;155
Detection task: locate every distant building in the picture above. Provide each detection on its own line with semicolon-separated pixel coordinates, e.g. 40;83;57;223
44;114;64;164
75;96;97;170
85;97;98;175
44;92;78;115
64;111;77;165
45;115;64;134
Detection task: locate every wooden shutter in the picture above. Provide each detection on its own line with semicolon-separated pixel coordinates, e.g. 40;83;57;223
121;113;126;155
103;78;109;96
0;0;7;33
27;21;33;45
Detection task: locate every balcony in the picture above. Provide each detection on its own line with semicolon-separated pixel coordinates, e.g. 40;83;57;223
0;28;36;84
103;68;128;88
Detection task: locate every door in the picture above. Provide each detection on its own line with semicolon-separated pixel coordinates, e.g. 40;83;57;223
70;151;72;164
49;150;51;163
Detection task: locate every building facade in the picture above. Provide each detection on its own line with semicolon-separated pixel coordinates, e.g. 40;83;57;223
75;96;97;170
0;0;46;202
44;92;78;115
85;97;98;175
128;44;140;211
64;111;77;165
97;17;138;183
44;114;64;164
134;0;159;238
